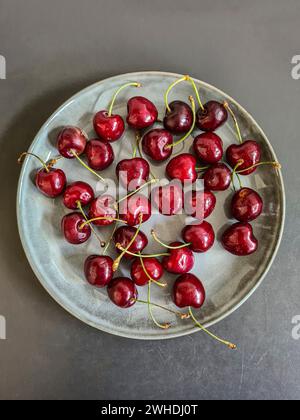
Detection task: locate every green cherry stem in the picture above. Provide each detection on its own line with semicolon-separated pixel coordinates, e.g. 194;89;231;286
108;82;141;117
133;299;190;319
115;245;170;259
138;253;167;288
188;307;237;350
77;201;106;247
223;101;243;144
187;76;205;111
236;161;281;174
80;217;127;230
117;178;158;205
71;150;106;184
230;160;244;191
166;96;196;149
147;281;171;329
103;209;120;255
164;75;190;112
18;152;50;172
195;165;210;172
151;230;191;250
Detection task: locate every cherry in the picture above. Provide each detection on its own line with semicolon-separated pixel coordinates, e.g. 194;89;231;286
119;194;152;226
193;132;223;164
166;153;197;184
127;96;158;129
162;242;195;274
131;258;164;286
226;140;261;176
57;126;87;159
203;163;232;191
231;188;263;222
85;139;114;171
151;182;183;216
182;221;215;253
63;181;94;210
84;255;113;288
185;190;216;220
142;129;173;162
93;82;140;142
18;152;66;198
196;101;228;132
116;157;150;191
113;226;148;260
88;194;117;226
107;277;138;308
61;212;91;244
163;101;193;134
173;273;206;309
221;222;258;256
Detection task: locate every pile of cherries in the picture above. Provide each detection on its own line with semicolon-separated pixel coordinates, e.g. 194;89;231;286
19;76;280;349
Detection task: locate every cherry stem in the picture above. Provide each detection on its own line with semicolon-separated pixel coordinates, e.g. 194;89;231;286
236;161;281;174
18;152;50;173
195;166;210;172
117;178;158;204
103;209;120;255
164;75;204;112
115;245;170;259
151;230;191;250
108;82;141;117
188;307;237;350
187;76;205;111
76;201;106;247
223;101;243;145
135;131;157;180
80;217;127;229
138;253;167;288
230;160;244;191
133;299;190;319
71;150;106;183
166;96;196;149
147;281;171;329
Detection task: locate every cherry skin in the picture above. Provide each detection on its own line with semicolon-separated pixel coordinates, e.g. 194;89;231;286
196;100;228;132
127;96;158;129
173;273;206;309
93;110;125;142
162;242;195;274
142;129;173;162
61;212;91;244
84;255;113;288
85;139;114;170
57;126;87;159
35;168;66;198
182;221;215;253
113;226;148;260
119;194;152;226
185;190;216;220
63;181;94;210
88;194;117;226
116;157;150;192
193;132;223;164
231;188;263;222
221;222;258;256
166;153;197;184
203;163;232;191
151;182;183;216
131;258;163;286
107;277;138;308
226;140;261;175
163;100;193;134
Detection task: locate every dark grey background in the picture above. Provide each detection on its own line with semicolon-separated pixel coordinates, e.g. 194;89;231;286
0;0;299;400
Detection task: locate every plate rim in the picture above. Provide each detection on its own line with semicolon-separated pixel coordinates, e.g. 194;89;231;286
16;71;286;340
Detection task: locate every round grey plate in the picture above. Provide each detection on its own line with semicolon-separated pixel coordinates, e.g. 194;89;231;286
17;71;285;340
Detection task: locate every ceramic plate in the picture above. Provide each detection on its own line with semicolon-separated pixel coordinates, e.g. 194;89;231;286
17;71;285;340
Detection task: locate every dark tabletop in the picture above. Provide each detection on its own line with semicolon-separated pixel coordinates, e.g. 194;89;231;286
0;0;299;400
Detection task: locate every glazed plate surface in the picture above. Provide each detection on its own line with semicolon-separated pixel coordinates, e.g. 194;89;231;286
17;72;285;339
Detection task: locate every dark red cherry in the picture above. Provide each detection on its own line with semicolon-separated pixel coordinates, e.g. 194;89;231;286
185;190;216;220
151;182;183;216
166;153;197;184
35;168;66;198
193;132;223;164
131;258;163;286
127;96;158;129
93;110;124;142
182;221;215;253
221;222;258;256
226;140;261;175
196;100;228;132
113;226;148;260
173;273;206;309
88;194;117;226
116;157;150;192
231;188;263;222
57;126;87;159
107;277;138;308
203;163;232;191
142;129;173;162
85;139;114;170
162;242;194;274
63;181;94;210
119;194;151;226
163;100;193;134
61;212;91;244
84;255;113;288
